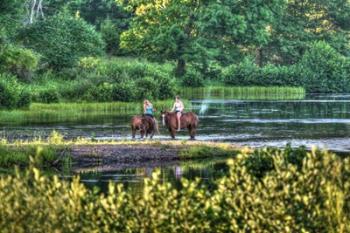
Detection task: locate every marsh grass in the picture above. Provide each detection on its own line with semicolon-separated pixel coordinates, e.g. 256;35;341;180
0;144;65;168
181;86;305;100
179;144;239;159
0;100;190;125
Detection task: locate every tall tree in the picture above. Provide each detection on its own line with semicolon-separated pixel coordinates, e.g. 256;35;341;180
0;0;26;37
265;0;350;64
198;0;285;66
119;0;285;75
119;0;203;76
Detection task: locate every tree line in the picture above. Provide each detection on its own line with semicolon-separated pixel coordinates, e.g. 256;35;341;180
0;0;350;97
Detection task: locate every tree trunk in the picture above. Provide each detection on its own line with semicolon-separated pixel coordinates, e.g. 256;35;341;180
255;47;263;67
175;58;186;77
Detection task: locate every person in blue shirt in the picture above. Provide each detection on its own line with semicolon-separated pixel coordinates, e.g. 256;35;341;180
143;99;154;117
143;99;159;133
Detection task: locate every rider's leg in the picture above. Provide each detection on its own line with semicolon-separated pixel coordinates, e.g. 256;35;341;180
177;112;181;131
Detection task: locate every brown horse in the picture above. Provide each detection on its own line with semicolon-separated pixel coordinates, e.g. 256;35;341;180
131;115;156;139
161;111;199;139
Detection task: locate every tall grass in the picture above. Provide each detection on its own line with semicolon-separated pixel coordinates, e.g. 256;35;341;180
180;86;306;100
0;144;64;168
0;100;189;125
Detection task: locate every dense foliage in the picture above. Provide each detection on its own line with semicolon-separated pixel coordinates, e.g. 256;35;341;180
0;0;350;109
18;13;105;70
0;74;31;109
30;58;177;102
0;147;349;232
0;44;40;80
224;42;350;93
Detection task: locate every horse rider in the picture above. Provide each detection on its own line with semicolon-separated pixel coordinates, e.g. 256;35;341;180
171;95;184;131
143;99;159;133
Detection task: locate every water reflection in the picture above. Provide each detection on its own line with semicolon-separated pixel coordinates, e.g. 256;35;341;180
67;159;228;192
1;94;350;151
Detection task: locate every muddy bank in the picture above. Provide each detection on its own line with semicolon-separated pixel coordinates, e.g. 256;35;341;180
69;142;240;171
71;144;181;169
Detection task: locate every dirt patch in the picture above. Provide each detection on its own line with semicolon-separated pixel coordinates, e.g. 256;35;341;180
71;144;180;169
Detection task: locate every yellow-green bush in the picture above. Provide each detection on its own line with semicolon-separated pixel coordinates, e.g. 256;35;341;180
0;148;349;232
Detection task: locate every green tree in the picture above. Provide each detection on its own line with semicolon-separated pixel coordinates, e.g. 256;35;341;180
120;0;285;76
0;0;26;37
45;0;131;55
119;0;203;77
198;0;285;67
265;0;350;64
18;12;105;70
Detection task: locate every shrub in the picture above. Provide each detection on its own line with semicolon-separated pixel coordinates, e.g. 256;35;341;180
0;74;31;109
135;76;159;99
18;12;105;70
0;44;40;80
0;147;349;232
223;57;260;85
112;82;136;101
298;41;350;93
78;56;101;70
17;90;32;108
38;89;60;103
182;68;204;87
260;64;299;86
84;82;114;102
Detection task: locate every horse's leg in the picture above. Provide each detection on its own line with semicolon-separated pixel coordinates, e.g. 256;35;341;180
132;127;136;139
140;129;145;139
150;129;154;139
190;126;196;140
187;125;192;139
169;128;176;139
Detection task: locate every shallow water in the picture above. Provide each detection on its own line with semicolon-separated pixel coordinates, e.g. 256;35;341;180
2;93;350;188
1;94;350;152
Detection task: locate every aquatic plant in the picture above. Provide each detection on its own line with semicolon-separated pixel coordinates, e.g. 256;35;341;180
181;86;305;100
179;144;239;159
0;147;349;232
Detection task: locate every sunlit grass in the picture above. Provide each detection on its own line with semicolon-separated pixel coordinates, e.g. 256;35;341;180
0;100;190;125
180;86;306;100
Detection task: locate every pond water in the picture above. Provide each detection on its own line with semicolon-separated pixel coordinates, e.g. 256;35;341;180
1;93;350;152
1;92;350;189
65;158;229;193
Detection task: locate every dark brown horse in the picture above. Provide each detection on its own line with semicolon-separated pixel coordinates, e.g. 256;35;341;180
161;111;199;139
131;115;156;139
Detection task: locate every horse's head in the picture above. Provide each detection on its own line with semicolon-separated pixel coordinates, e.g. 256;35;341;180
160;110;169;126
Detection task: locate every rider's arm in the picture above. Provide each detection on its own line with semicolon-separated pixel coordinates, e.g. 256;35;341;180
171;103;176;112
143;104;146;113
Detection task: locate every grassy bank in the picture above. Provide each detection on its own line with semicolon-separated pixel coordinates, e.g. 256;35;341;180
180;86;306;100
0;100;190;125
0;144;68;169
0;85;306;125
0;134;242;168
0;146;349;232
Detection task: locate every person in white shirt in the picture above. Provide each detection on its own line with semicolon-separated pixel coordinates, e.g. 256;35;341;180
171;96;184;131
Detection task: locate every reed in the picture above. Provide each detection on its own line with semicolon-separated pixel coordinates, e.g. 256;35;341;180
180;86;306;100
0;100;189;125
